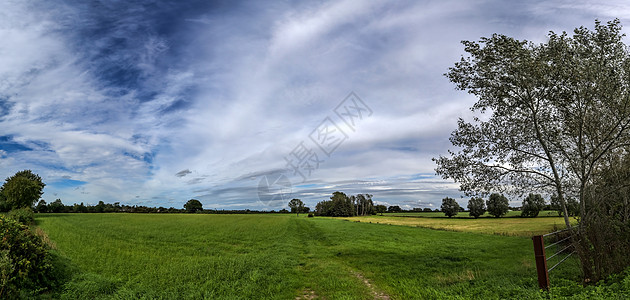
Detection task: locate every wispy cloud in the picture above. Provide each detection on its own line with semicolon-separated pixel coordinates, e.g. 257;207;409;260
1;0;628;209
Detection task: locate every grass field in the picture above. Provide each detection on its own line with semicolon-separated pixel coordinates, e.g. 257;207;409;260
340;214;575;237
384;210;562;218
34;213;597;299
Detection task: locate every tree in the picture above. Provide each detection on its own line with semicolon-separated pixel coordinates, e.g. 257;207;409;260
521;193;545;217
387;205;402;213
35;200;48;213
434;20;630;281
375;205;387;216
467;197;486;218
486;193;509;218
288;198;306;216
433;20;630;231
0;170;45;210
551;195;579;217
48;199;64;213
184;199;203;213
440;197;460;218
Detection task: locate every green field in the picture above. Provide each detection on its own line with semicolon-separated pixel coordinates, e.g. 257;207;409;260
384;210;562;218
34;213;602;299
341;214;574;237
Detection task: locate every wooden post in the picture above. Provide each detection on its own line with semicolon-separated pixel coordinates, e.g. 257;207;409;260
532;235;550;290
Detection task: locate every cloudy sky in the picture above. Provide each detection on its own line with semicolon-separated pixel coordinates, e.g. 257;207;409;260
1;0;629;210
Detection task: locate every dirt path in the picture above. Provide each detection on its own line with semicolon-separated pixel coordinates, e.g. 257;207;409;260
351;271;391;300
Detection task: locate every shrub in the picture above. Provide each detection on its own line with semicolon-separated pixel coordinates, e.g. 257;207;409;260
307;213;314;218
0;216;67;298
7;207;35;225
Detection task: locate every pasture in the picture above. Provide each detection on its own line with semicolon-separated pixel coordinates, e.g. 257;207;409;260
36;213;597;299
342;212;575;236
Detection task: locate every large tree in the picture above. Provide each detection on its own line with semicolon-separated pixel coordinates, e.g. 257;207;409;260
0;170;45;210
434;20;630;281
434;20;630;229
184;199;203;213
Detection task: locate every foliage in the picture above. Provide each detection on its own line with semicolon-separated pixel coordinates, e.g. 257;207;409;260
486;193;509;218
0;170;45;211
7;207;35;225
48;199;65;213
521;193;545;217
387;205;402;213
574;154;630;282
440;197;460;218
551;195;579;217
287;198;306;216
434;20;630;235
35;199;48;213
467;197;486;218
184;199;203;213
375;205;387;216
0;216;67;298
314;192;374;217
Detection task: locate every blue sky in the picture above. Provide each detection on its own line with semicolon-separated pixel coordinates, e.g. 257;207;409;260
1;0;629;210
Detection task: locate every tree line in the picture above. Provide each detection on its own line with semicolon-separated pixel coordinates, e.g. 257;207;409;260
439;193;580;218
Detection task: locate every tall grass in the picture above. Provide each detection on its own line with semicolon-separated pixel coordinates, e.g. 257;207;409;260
35;213;611;299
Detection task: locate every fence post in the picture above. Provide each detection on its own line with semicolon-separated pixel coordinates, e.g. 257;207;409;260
532;235;550;290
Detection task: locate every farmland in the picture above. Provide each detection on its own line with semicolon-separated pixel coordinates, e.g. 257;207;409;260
344;211;576;236
36;213;623;299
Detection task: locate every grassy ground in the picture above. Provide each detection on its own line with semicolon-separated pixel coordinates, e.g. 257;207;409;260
341;213;575;236
36;213;606;299
385;210;562;218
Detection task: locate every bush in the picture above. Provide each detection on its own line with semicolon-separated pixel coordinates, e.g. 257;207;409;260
307;213;314;218
7;207;35;225
0;216;67;298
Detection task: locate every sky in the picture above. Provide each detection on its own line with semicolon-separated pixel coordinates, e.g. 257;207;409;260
1;0;630;210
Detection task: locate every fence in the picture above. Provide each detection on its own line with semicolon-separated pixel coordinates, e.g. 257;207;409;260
532;227;576;290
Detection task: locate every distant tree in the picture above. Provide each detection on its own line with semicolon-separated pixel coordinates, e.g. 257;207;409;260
48;199;64;213
441;197;460;218
467;197;486;218
521;193;545;217
288;198;306;216
35;200;48;213
486;193;509;218
387;205;402;213
375;205;387;216
355;194;374;216
0;170;45;210
550;194;579;217
184;199;203;213
423;208;432;212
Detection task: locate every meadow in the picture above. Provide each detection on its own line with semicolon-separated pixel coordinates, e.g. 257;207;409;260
35;213;623;299
344;211;575;236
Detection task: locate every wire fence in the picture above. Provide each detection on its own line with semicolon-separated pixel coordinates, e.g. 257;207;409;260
532;227;577;290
